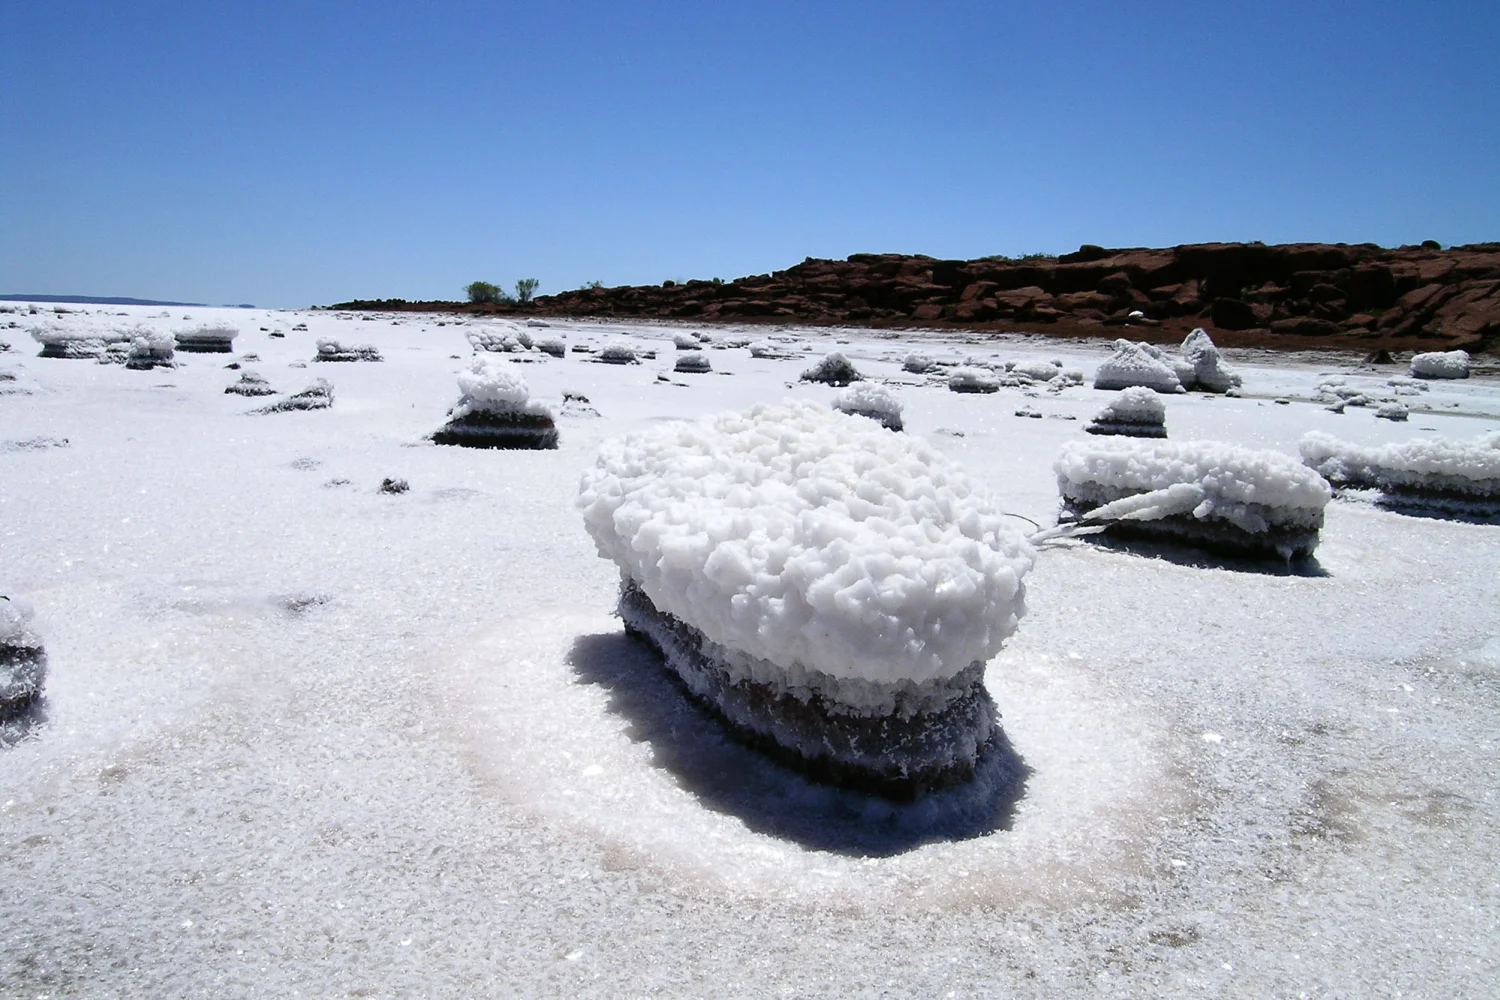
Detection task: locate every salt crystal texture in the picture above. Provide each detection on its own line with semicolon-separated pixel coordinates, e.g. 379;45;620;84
1300;431;1500;515
0;597;45;717
434;359;558;449
1092;340;1184;393
1056;438;1331;559
832;382;903;431
948;367;1000;393
1409;350;1470;380
1086;386;1167;438
578;401;1034;792
1180;328;1242;393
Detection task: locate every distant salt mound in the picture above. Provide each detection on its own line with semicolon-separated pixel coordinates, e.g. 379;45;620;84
1375;401;1409;422
902;352;936;374
254;379;334;413
536;337;566;358
125;330;175;370
948;367;1000;393
800;351;862;386
0;596;46;719
1300;430;1500;518
578;400;1035;795
597;342;638;365
749;341;795;360
672;333;701;350
1093;340;1183;393
1410;350;1470;380
833;382;903;431
1180;328;1242;393
225;371;277;396
674;353;712;374
1056;438;1331;559
174;324;236;353
468;323;525;353
29;325;125;359
1010;359;1063;382
433;359;557;450
1086;386;1167;438
314;338;382;362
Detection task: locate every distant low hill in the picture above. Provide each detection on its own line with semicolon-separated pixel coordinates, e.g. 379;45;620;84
332;241;1500;356
0;294;256;308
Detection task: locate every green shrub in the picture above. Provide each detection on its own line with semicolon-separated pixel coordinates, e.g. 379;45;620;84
515;278;539;304
466;281;502;304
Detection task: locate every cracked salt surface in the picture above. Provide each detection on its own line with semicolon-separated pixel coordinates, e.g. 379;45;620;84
0;303;1497;996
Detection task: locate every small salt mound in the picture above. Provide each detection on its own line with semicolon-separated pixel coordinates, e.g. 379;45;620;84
1010;359;1062;382
1086;386;1167;438
1055;438;1331;559
800;352;862;386
0;596;46;718
578;400;1034;793
948;367;999;393
1299;431;1500;506
902;352;936;374
832;382;904;431
29;325;122;359
225;371;277;396
597;342;638;364
125;330;175;370
314;338;382;362
674;353;712;374
254;379;334;413
673;333;701;350
536;337;566;357
1375;402;1409;422
174;324;237;353
468;323;524;353
1093;340;1184;393
1410;350;1470;380
433;359;557;449
1180;328;1242;393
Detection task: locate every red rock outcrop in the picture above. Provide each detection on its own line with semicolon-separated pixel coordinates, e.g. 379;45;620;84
332;241;1500;355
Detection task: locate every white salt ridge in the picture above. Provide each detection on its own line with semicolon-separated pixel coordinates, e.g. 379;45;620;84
1092;339;1183;393
1056;438;1331;535
577;400;1034;689
1180;328;1242;392
1410;349;1470;379
1300;430;1500;496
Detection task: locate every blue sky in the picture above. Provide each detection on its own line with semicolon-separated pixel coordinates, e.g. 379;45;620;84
3;1;1497;307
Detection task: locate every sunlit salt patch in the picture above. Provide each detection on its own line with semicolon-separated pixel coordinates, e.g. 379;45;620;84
432;359;558;450
439;608;1185;909
1055;438;1332;560
832;382;903;431
1300;430;1500;518
1092;340;1183;393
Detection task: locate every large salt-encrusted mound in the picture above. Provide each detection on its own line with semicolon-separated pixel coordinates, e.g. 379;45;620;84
1093;339;1184;393
1409;350;1470;380
579;401;1034;689
597;342;638;364
434;359;557;449
800;352;862;386
1056;438;1331;559
174;324;237;353
125;330;175;370
30;325;125;359
1086;386;1167;438
832;383;904;431
578;401;1034;793
468;322;525;353
674;353;712;374
1299;431;1500;515
0;597;46;718
1180;329;1242;393
948;367;1000;393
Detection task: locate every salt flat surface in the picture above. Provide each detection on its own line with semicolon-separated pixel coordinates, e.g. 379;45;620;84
2;303;1498;997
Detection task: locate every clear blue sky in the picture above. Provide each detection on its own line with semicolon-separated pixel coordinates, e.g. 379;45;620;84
3;1;1497;307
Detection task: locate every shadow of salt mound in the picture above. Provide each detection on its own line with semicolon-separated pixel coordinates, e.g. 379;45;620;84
0;699;48;747
1336;489;1500;526
566;631;1029;857
1058;532;1331;577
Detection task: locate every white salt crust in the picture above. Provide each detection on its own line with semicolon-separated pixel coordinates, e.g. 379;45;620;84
450;358;550;418
1180;328;1242;392
833;382;903;418
1056;438;1331;533
1093;340;1184;393
578;400;1034;688
1093;386;1165;424
1410;350;1470;379
1300;430;1500;496
948;367;999;392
